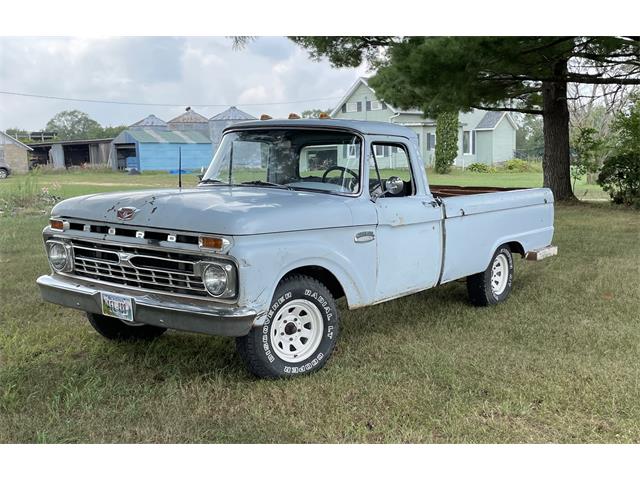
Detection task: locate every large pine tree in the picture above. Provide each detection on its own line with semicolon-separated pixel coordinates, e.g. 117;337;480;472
291;36;640;200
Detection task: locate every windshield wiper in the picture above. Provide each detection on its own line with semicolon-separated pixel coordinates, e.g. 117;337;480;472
240;180;292;190
199;178;226;185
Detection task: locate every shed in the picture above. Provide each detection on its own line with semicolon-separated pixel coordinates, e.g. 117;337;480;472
0;131;33;174
209;106;256;147
27;138;113;169
111;128;213;172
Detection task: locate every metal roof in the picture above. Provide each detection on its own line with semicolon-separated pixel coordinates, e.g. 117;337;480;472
223;118;418;139
115;128;211;144
210;106;256;122
27;137;113;147
167;108;208;124
130;114;168;128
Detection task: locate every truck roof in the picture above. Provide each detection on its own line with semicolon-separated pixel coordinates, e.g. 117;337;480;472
223;118;418;140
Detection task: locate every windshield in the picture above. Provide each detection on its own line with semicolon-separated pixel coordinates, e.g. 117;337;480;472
201;129;362;195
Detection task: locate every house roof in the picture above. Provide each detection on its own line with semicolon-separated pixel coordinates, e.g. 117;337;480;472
167;107;208;124
330;77;399;117
223;118;418;140
475;111;519;130
0;131;33;151
130;114;168;128
116;128;211;144
210;106;255;122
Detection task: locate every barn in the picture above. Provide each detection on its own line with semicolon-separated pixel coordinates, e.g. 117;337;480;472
111;126;212;172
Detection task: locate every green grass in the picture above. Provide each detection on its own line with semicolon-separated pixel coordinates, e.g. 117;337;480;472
1;171;637;443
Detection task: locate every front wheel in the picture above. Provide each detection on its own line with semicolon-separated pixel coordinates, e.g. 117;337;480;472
467;245;514;306
236;275;339;379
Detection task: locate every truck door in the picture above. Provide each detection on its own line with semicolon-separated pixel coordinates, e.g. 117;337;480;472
369;141;443;301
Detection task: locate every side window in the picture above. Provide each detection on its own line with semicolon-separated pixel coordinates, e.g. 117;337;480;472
370;143;414;197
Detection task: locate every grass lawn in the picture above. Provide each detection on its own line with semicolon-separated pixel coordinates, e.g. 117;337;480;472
0;171;638;443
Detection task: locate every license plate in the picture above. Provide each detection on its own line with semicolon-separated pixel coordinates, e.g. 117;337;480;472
101;292;134;322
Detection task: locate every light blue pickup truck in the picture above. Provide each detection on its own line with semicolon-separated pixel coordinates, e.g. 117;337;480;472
38;119;557;378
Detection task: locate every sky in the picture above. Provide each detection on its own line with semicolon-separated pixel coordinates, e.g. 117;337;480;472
0;37;367;131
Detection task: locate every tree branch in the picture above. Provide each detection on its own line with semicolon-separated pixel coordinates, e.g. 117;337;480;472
470;105;543;115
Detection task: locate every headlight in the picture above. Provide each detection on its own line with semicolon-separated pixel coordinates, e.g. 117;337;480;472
202;264;228;296
46;240;72;272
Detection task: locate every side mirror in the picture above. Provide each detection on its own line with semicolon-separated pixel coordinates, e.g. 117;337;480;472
384;176;404;196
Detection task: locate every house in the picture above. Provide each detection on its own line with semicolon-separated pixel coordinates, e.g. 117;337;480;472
330;78;518;166
0;131;33;174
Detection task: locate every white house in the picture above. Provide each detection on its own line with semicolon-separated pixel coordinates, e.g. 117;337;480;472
331;77;518;167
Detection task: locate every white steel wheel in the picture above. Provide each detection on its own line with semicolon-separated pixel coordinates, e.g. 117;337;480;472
491;253;509;295
270;299;324;363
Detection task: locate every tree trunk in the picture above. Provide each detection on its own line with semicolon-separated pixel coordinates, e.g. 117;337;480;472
542;60;575;201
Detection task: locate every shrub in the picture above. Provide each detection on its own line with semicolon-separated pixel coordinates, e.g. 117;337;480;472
503;159;542;173
597;153;640;208
434;111;458;174
467;163;492;173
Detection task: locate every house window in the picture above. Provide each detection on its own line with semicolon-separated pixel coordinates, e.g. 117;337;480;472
416;134;420;146
374;144;385;156
347;144;357;158
427;133;436;151
463;130;476;155
345;102;361;113
369;100;383;111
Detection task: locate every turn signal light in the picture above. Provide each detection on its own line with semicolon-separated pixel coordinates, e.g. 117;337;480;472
260;114;272;120
318;112;330;119
199;236;225;250
50;219;64;231
288;113;301;119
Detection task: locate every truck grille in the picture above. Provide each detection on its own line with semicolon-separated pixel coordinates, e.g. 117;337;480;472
69;239;209;297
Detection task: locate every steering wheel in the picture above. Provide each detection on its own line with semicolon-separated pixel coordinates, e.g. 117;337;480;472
322;166;359;191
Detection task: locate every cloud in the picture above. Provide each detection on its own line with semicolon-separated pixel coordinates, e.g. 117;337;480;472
0;36;365;130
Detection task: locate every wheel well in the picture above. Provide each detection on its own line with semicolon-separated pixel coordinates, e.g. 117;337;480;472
506;241;525;258
281;266;346;300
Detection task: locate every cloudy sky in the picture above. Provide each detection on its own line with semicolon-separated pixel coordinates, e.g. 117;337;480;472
0;37;367;131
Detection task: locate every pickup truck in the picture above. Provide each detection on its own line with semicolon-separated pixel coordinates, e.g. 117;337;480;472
37;119;557;378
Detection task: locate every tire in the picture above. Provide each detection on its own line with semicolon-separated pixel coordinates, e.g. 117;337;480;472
467;245;514;306
86;312;166;341
0;168;8;179
236;275;339;379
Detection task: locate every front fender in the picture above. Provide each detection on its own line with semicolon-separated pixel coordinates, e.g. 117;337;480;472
231;227;376;313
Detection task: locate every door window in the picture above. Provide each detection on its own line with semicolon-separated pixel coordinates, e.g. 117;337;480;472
369;143;414;198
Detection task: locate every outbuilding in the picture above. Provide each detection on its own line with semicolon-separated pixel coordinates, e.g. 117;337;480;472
0;131;33;175
111;128;212;172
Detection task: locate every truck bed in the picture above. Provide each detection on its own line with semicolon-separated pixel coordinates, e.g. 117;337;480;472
430;184;519;197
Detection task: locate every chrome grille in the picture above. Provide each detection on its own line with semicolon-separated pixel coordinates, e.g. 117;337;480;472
69;239;209;297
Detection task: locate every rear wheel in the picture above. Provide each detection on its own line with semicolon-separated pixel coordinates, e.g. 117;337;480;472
86;312;166;341
236;275;339;379
0;168;8;179
467;245;514;306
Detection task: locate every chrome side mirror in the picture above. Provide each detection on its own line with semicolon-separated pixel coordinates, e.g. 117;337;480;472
384;176;404;196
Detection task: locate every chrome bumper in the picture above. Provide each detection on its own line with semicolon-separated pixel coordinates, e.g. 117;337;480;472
37;274;258;337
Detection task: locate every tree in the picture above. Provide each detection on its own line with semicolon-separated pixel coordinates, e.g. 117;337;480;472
301;109;330;118
290;36;640;201
516;115;544;159
45;110;102;140
434;112;458;173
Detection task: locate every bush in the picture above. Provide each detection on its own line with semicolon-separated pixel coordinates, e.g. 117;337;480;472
467;163;493;173
434;111;459;174
597;153;640;208
503;159;542;173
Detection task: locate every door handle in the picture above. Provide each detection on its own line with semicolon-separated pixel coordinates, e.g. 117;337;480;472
354;231;375;243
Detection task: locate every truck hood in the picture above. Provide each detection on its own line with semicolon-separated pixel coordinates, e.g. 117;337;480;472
51;186;355;235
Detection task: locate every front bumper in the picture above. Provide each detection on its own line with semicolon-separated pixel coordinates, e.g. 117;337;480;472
37;274;258;337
